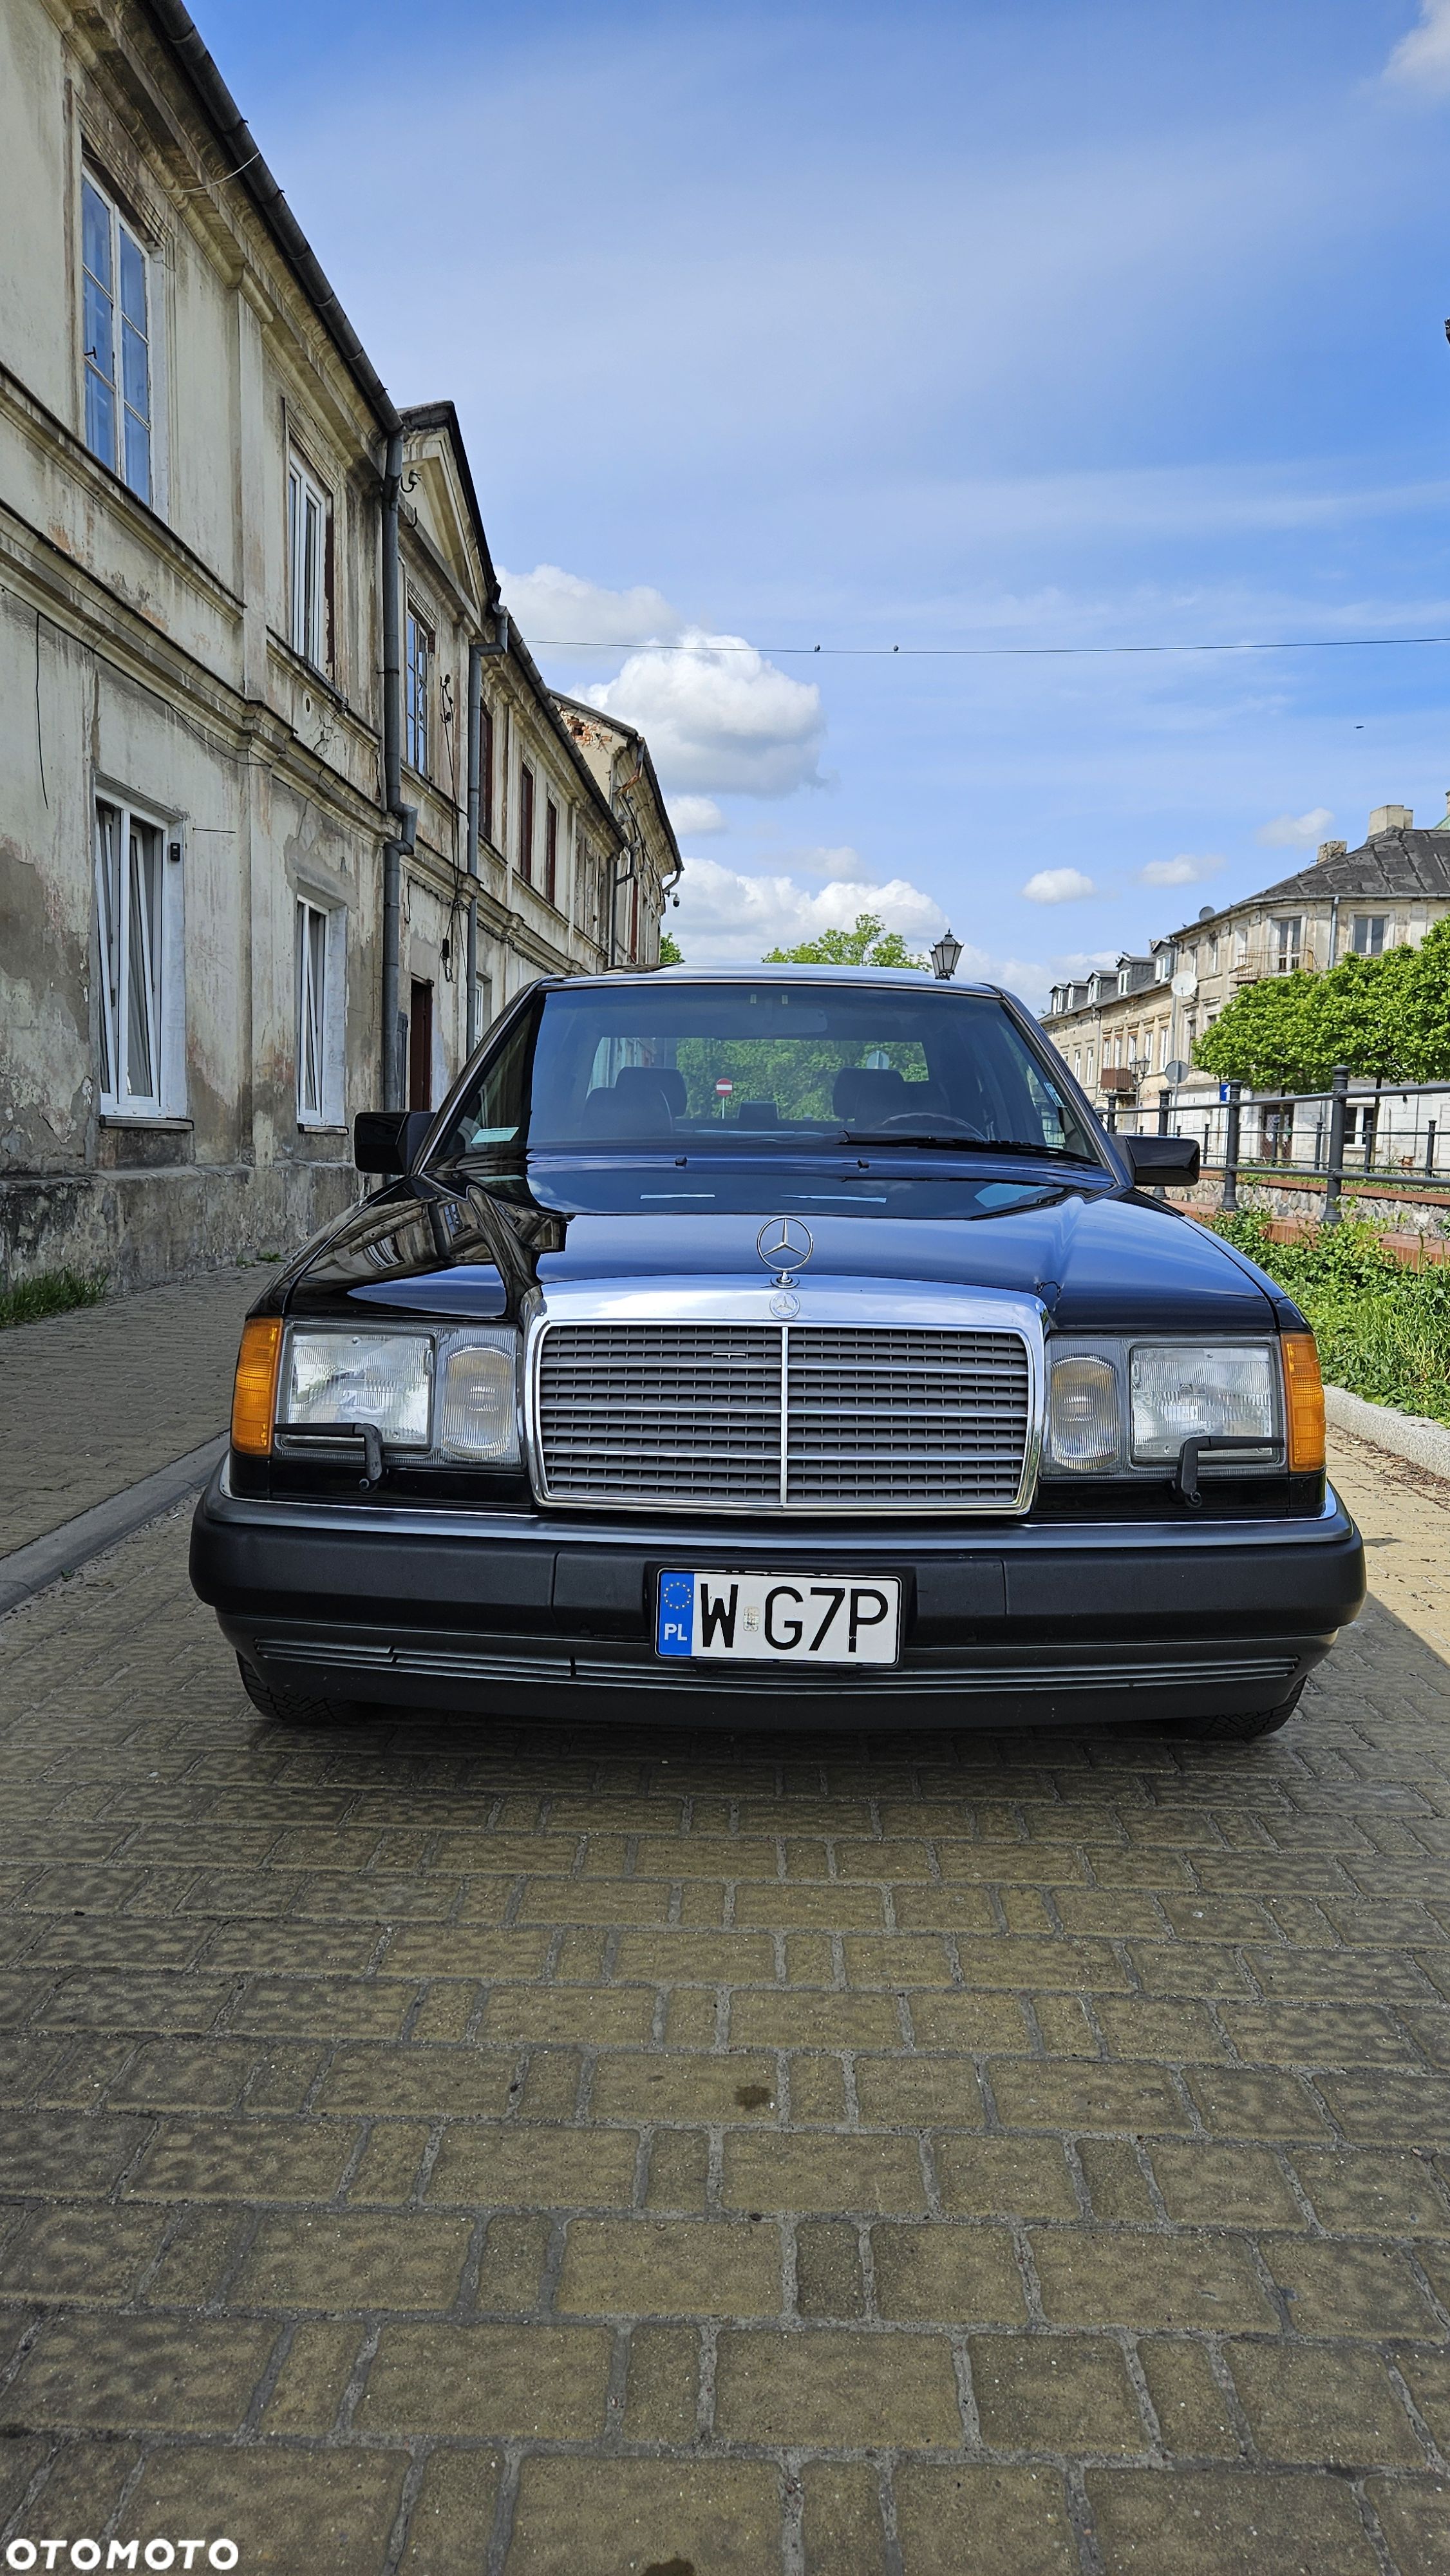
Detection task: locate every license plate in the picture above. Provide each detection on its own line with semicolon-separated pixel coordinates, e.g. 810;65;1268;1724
656;1570;901;1665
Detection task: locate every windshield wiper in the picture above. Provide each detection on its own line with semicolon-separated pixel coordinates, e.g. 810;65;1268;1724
840;1131;1095;1162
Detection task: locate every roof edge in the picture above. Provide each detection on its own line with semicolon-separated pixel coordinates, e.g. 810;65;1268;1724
143;0;400;439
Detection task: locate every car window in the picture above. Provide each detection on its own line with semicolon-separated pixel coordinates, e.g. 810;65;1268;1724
437;981;1100;1162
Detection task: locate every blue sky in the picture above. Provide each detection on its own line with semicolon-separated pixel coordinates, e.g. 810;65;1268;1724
197;0;1450;999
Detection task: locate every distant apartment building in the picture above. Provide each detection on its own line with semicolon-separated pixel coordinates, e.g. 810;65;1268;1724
0;0;677;1294
1044;805;1450;1106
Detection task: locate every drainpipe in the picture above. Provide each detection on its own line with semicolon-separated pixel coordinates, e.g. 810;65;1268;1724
380;430;414;1110
466;640;482;1053
1328;894;1340;970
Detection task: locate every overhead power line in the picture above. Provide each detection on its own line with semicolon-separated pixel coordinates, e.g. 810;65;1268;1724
532;632;1450;660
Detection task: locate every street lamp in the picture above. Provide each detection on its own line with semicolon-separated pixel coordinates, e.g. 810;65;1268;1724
930;929;963;981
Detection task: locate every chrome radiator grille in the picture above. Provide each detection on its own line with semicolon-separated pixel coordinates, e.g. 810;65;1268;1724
534;1321;1031;1512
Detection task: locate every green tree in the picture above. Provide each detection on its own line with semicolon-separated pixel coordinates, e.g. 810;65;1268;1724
1192;921;1450;1089
764;911;928;971
656;927;684;966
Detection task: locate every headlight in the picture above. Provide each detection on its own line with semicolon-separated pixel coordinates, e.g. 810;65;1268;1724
281;1331;433;1444
438;1329;519;1462
1045;1338;1282;1477
1129;1342;1276;1463
268;1325;522;1466
1047;1354;1122;1472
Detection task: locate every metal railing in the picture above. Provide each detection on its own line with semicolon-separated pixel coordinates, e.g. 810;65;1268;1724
1106;1071;1450;1222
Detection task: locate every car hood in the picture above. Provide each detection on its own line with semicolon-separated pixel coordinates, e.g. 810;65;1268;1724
281;1171;1286;1336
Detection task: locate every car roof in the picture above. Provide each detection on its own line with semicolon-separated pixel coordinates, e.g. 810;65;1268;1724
538;964;1004;994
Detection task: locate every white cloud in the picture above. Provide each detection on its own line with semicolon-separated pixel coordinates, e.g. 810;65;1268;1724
1255;806;1335;847
1139;853;1224;886
1021;867;1097;904
1385;0;1450;90
498;563;681;647
673;856;946;965
667;795;727;837
780;844;874;880
587;632;825;797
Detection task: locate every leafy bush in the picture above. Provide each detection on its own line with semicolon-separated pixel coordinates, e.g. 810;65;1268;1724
1211;1211;1450;1423
0;1266;108;1330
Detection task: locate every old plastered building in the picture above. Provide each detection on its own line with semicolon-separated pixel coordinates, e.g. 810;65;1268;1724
1043;803;1450;1110
0;0;673;1294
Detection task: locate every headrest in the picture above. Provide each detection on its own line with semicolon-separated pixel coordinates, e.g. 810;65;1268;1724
832;1065;910;1126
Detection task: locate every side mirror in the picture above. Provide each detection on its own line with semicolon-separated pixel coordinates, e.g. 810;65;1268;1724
353;1108;433;1174
1122;1133;1200;1189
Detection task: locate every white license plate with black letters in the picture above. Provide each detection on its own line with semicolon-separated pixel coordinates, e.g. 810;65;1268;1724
656;1570;901;1664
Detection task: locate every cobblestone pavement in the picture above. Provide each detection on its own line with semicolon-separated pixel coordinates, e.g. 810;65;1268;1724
0;1268;263;1555
0;1444;1448;2574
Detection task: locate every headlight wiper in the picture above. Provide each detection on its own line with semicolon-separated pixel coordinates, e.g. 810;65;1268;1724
841;1130;1095;1163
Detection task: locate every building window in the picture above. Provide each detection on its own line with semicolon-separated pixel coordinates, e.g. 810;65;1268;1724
287;454;330;667
95;795;173;1113
1234;925;1248;965
406;605;433;774
480;703;494;846
1351;915;1386;957
544;798;559;907
81;174;152;504
408;978;434;1111
295;900;328;1124
518;763;536;884
1273;916;1302;972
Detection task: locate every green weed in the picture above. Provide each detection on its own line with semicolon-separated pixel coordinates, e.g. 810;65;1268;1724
0;1266;109;1330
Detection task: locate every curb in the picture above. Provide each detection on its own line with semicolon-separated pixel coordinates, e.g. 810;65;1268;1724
0;1435;227;1618
1324;1385;1450;1483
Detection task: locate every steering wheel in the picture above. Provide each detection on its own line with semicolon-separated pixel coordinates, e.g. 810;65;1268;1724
869;1112;987;1138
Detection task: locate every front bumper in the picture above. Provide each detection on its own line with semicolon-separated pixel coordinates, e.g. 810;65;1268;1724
190;1464;1365;1729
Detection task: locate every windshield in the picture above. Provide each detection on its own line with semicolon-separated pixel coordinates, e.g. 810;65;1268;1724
438;979;1101;1164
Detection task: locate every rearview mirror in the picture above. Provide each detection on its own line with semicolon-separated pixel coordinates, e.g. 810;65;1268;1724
1122;1133;1200;1189
354;1109;434;1174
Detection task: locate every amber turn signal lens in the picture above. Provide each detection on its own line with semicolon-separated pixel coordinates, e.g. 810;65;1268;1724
1281;1332;1325;1473
231;1317;283;1455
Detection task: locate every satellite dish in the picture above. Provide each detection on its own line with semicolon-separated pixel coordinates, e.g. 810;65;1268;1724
1163;1059;1191;1084
1171;969;1198;999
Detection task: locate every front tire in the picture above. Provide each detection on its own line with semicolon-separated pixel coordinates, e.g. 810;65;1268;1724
1176;1681;1304;1743
236;1655;361;1726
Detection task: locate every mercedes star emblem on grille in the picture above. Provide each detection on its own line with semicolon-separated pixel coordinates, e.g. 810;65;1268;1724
757;1215;814;1285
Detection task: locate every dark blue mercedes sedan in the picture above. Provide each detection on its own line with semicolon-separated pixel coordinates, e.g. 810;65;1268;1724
191;967;1364;1742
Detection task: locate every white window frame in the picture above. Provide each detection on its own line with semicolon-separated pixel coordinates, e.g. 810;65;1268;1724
406;602;433;775
294;896;346;1127
81;172;154;506
1273;915;1303;972
287;453;330;668
94;791;181;1117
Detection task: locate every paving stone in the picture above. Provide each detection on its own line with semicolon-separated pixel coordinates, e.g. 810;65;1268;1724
1087;2467;1382;2573
556;2215;782;2317
1136;2337;1242;2459
505;2457;781;2575
621;2322;699;2439
892;2465;1077;2575
9;2311;276;2429
395;2445;504;2573
1147;2140;1304;2230
124;2443;410;2576
427;2121;639;2210
1288;2146;1450;2235
359;2322;612;2437
722;2132;928;2214
871;2222;1026;2324
1227;2342;1426;2467
1030;2230;1279;2333
934;2134;1080;2219
232;2210;475;2311
972;2329;1147;2454
802;2459;887;2575
713;2324;963;2445
1263;2237;1444;2339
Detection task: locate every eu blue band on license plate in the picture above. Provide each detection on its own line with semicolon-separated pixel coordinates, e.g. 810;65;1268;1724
656;1570;901;1665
